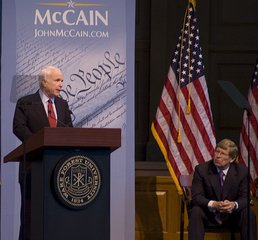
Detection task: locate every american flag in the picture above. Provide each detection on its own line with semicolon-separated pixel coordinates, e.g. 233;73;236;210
239;58;258;195
151;1;216;193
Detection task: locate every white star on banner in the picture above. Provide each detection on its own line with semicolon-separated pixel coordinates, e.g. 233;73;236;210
67;0;75;8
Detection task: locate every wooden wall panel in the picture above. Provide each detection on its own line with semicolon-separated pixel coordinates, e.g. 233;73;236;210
135;176;181;240
210;0;258;45
207;53;258;142
135;0;151;161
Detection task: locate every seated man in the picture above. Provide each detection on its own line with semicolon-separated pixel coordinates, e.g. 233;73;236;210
188;139;257;240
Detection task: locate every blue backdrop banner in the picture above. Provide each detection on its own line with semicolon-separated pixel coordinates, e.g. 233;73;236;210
14;0;127;129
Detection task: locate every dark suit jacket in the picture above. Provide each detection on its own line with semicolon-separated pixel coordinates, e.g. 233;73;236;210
191;160;248;216
13;90;73;142
13;91;73;182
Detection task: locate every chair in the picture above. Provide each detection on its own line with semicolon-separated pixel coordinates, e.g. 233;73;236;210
179;174;239;240
179;174;193;240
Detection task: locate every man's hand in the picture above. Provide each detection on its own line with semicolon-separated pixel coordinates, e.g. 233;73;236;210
212;200;236;213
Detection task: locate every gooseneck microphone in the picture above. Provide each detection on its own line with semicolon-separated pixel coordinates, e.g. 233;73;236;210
48;109;74;128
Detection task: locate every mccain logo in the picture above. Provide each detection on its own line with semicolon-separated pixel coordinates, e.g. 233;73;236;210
34;0;108;26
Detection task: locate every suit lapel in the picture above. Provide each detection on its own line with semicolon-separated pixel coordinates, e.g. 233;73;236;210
208;163;222;200
55;97;64;127
221;165;236;200
33;92;49;126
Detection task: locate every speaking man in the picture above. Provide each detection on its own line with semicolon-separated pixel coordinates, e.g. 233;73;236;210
13;66;73;240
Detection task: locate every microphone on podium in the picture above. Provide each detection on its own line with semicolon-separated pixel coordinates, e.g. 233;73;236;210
48;109;74;128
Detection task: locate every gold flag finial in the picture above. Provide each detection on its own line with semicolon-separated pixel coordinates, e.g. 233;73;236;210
189;0;196;10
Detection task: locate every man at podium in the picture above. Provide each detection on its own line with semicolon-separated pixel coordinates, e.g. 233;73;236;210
13;66;73;240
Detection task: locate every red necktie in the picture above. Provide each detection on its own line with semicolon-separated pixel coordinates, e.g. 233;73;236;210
48;99;57;128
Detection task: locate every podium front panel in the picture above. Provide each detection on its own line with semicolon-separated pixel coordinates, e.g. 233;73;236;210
31;148;110;240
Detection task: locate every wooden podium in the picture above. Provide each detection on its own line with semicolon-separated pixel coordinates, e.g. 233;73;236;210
4;127;121;240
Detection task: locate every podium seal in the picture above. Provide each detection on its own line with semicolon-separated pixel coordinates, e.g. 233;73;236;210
54;154;101;209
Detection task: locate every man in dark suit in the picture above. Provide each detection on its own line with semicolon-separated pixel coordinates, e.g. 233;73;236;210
13;66;73;240
13;66;73;141
188;139;257;240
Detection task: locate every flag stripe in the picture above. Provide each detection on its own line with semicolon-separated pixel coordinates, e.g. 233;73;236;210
182;78;215;155
157;94;193;173
164;70;212;171
151;121;182;193
240;122;258;175
166;69;215;164
240;59;258;195
165;72;205;167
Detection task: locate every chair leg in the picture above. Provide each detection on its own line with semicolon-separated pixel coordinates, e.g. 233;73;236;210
180;199;185;240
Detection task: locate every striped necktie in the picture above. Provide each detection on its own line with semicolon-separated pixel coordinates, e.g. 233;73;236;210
219;170;225;187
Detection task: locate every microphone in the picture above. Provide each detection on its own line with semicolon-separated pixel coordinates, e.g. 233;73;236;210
48;109;74;128
47;109;74;116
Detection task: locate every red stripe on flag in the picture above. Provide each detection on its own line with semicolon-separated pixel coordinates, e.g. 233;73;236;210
239;58;258;195
157;96;194;174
